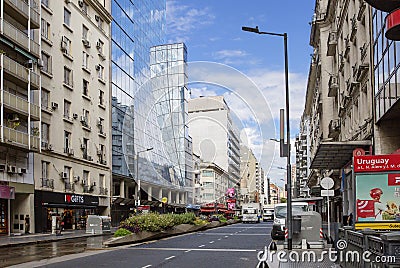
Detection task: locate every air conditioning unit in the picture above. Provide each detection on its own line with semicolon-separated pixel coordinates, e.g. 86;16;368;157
26;60;34;69
61;172;68;179
81;179;87;186
51;102;58;110
97;119;102;126
80;116;87;123
91;182;96;187
48;144;53;151
73;113;78;119
82;39;91;48
17;168;27;174
95;15;100;21
73;176;80;182
88;156;93;161
78;0;84;7
97;149;102;155
7;165;16;173
96;41;102;49
95;65;100;71
80;143;86;150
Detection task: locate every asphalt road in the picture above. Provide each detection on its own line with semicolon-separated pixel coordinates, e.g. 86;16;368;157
10;222;273;268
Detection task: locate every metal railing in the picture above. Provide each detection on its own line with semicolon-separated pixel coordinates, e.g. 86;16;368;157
2;90;29;114
41;178;54;189
2;126;29;147
2;55;29;83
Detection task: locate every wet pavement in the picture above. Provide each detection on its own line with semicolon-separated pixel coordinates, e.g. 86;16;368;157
0;235;112;267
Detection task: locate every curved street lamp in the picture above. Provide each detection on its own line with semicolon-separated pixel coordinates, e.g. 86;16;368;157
242;25;293;250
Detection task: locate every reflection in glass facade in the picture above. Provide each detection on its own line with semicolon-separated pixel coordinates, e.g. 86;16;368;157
111;1;190;199
150;43;193;194
372;9;400;121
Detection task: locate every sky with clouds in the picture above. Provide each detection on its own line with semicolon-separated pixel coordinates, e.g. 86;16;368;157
166;0;315;185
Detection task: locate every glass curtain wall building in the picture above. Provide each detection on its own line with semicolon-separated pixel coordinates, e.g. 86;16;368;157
111;0;166;222
150;43;193;203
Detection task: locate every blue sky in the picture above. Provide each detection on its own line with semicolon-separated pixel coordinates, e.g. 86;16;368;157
166;0;315;183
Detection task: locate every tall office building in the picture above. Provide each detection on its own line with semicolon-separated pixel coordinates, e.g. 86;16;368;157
33;0;112;233
188;96;241;193
0;0;42;235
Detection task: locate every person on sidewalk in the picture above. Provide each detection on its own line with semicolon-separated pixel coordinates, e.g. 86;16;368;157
24;215;30;234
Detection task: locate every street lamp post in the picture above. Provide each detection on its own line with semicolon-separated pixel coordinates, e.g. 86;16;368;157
242;26;293;250
136;147;153;210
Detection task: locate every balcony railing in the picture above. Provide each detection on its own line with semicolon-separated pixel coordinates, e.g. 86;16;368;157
2;91;29;115
41;178;54;189
1;55;40;88
4;0;40;28
2;20;40;57
1;126;39;150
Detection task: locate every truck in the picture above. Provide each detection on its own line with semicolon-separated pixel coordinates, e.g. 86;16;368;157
262;204;275;221
241;203;262;223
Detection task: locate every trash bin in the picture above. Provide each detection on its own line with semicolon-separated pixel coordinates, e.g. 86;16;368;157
86;215;111;234
293;216;302;234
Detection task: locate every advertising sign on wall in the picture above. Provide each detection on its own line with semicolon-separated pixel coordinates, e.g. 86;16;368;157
354;154;400;230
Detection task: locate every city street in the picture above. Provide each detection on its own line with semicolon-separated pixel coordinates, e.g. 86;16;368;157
9;222;272;268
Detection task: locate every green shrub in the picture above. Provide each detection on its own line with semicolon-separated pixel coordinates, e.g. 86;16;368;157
114;228;132;237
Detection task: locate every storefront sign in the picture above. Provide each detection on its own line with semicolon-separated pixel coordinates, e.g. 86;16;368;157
354;155;400;172
65;194;84;204
355;222;400;230
35;190;99;207
0;185;15;199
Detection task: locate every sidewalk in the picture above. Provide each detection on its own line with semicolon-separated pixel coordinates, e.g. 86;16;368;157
0;228;117;248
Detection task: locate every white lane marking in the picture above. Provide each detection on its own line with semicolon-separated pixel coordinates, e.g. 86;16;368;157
218;238;222;240
224;236;229;238
198;245;205;248
165;256;175;260
132;247;257;252
209;241;214;244
202;233;269;236
185;250;191;253
142;265;152;268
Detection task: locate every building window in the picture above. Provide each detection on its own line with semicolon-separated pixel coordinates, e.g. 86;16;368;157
41;52;52;74
64;131;71;150
41;89;49;109
83;79;89;96
82;51;89;69
41;161;49;179
82;25;88;40
41;123;49;145
82;138;89;157
96;16;104;31
41;19;50;40
82;109;90;126
98;144;105;163
64;166;71;182
83;170;89;186
63;66;73;87
63;100;71;119
99;174;104;188
202;170;214;177
41;0;49;8
81;1;89;14
99;90;104;105
98;117;104;133
64;8;71;27
97;64;104;80
61;36;71;55
96;39;104;53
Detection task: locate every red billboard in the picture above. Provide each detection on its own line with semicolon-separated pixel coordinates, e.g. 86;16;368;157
354;154;400;173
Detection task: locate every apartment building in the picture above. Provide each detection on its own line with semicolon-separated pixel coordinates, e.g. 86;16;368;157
0;0;41;235
301;0;373;221
240;145;260;203
33;0;112;233
188;96;241;186
295;115;311;198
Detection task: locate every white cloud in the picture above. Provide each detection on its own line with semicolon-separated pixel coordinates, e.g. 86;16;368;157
215;50;248;59
188;86;218;99
166;0;215;43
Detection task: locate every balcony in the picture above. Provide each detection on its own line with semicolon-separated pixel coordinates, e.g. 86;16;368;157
355;63;369;82
327;31;337;56
2;20;40;57
328;75;339;97
1;55;40;89
4;0;40;29
2;91;40;120
1;126;39;151
350;16;357;42
41;178;54;189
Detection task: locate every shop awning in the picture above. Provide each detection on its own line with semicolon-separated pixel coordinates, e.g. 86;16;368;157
140;200;161;207
310;140;371;170
112;197;134;206
200;208;216;213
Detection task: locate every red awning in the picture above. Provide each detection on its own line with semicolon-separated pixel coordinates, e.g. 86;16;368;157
200;208;215;213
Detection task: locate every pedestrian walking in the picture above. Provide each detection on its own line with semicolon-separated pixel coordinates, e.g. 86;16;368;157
24;215;30;234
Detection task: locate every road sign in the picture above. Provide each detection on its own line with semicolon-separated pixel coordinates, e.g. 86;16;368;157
162;197;168;204
321;177;334;189
321;189;334;196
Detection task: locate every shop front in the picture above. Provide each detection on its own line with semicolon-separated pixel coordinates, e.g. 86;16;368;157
0;185;15;235
34;191;100;233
